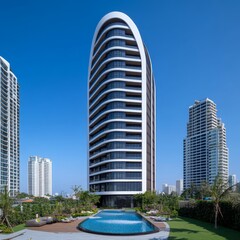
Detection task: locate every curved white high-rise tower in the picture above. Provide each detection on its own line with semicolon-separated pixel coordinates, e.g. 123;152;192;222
88;12;156;207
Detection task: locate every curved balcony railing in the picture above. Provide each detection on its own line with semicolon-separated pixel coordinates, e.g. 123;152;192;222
90;113;141;133
90;144;142;158
92;35;137;66
96;22;128;43
90;81;141;105
92;39;138;70
91;54;141;80
90;93;141;113
94;30;134;57
89;153;142;166
89;127;142;144
90;74;141;98
89;107;142;128
91;44;140;72
89;101;141;121
89;136;142;151
90;118;142;137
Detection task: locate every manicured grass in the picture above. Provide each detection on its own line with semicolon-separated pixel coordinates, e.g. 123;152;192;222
168;217;240;240
13;224;25;232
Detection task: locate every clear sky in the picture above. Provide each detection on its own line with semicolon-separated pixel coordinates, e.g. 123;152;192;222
1;0;240;194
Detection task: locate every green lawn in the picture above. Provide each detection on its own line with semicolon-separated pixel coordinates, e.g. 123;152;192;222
168;217;240;240
12;224;25;232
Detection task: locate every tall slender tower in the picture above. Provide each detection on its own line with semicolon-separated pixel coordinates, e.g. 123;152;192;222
88;12;156;207
183;99;229;190
28;156;52;196
0;57;20;196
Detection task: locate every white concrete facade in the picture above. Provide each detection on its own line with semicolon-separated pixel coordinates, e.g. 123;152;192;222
88;12;156;207
0;57;20;196
28;156;52;196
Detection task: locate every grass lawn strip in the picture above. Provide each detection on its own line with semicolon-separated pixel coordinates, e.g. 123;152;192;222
168;217;240;240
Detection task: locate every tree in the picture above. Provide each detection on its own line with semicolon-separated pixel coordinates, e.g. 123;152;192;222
15;192;30;199
198;181;211;200
181;183;199;199
210;176;233;229
73;186;100;211
0;186;13;231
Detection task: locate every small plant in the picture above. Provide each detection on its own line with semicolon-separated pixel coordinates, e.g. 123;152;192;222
2;227;13;233
171;209;178;218
0;224;13;233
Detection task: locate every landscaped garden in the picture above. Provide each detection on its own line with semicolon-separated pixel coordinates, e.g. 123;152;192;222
0;185;99;233
0;178;240;239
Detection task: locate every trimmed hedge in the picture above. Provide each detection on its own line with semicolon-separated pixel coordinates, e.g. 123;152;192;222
179;200;240;231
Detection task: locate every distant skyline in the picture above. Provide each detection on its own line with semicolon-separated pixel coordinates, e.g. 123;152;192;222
1;0;240;194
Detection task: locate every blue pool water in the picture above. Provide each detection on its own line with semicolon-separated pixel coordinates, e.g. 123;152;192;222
78;210;159;235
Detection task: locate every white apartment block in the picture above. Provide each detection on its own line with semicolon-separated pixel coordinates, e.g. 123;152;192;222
162;184;176;195
28;156;52;196
0;57;20;197
183;99;229;189
176;179;183;196
229;174;237;190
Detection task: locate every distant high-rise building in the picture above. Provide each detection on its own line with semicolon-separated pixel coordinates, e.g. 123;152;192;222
0;57;20;196
88;12;156;207
162;184;176;195
229;174;237;190
28;156;52;196
176;179;183;196
183;99;229;189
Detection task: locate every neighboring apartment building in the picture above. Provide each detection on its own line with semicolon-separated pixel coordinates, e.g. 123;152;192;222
28;156;52;196
162;184;176;195
183;99;229;189
88;12;156;207
0;57;20;197
176;179;183;196
229;174;237;191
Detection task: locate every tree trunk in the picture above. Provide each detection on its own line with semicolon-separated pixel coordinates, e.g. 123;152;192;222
214;203;218;229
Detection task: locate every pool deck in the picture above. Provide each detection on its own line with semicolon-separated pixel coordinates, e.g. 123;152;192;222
1;216;170;240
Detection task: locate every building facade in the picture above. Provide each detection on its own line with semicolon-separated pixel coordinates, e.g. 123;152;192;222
176;179;183;196
183;99;229;189
28;156;52;196
162;184;176;195
229;174;237;191
0;57;20;196
88;12;156;207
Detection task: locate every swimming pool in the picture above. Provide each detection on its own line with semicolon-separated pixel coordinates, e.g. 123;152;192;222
78;210;159;235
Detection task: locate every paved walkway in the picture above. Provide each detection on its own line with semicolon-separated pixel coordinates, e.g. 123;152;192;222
0;217;170;240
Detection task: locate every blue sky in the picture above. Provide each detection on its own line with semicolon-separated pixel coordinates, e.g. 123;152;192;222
1;0;240;194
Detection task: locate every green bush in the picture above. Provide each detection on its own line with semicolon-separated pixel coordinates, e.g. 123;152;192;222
0;224;13;233
3;227;13;233
72;212;93;217
171;209;178;218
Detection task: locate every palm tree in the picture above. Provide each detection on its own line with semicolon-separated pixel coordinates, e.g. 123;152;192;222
0;186;13;231
210;176;235;229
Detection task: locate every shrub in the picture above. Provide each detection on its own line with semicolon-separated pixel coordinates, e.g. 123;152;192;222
3;227;13;233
